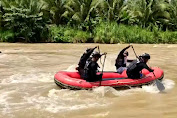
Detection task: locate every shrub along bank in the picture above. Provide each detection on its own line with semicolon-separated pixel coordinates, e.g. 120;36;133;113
1;22;177;43
47;22;177;44
1;0;177;43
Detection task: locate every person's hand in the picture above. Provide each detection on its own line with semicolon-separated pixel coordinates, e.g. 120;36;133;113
103;52;107;55
101;52;107;56
92;46;98;50
91;46;97;51
100;73;103;77
127;45;131;48
129;44;133;48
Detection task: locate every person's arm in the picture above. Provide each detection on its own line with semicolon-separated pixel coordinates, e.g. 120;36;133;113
144;63;154;72
90;62;98;75
86;46;97;55
127;59;136;62
81;47;97;61
120;45;131;54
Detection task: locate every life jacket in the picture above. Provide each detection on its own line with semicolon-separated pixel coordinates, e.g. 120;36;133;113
78;53;87;69
127;60;138;72
78;48;95;69
83;59;92;79
115;58;127;69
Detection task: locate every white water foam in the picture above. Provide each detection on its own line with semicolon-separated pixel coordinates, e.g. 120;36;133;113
0;91;11;114
1;78;174;114
65;65;78;72
1;72;54;84
91;79;175;96
153;44;177;48
89;111;110;117
0;90;27;116
24;89;109;113
153;45;160;48
167;45;177;48
141;79;175;93
0;54;8;59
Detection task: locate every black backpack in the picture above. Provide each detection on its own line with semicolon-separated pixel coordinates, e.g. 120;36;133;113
127;60;138;72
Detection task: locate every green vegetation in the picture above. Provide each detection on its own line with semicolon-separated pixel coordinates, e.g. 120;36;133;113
49;25;90;43
1;0;177;43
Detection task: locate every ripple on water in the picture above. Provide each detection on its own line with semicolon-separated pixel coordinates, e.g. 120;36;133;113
24;89;110;113
1;72;54;84
141;79;175;93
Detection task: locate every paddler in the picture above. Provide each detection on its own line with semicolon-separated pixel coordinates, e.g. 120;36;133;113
115;45;134;74
84;51;106;82
126;53;154;79
76;46;97;78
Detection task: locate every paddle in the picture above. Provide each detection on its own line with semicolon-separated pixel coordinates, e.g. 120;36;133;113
99;52;107;86
131;45;139;59
131;45;165;92
98;46;103;65
153;72;165;92
98;45;100;53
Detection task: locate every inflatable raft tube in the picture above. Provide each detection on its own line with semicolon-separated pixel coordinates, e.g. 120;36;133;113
54;67;164;90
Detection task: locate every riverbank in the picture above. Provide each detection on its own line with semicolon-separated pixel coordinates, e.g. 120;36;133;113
1;0;177;44
1;23;177;44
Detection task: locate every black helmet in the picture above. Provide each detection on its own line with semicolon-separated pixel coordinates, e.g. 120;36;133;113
92;51;101;58
141;53;150;59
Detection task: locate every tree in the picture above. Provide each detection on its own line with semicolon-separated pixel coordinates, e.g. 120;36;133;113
2;0;48;42
43;0;67;25
151;0;171;30
96;0;126;23
126;0;154;27
63;0;102;31
126;0;171;30
0;1;3;29
168;0;177;30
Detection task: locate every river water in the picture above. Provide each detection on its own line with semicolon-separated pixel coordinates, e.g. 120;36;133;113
0;43;176;118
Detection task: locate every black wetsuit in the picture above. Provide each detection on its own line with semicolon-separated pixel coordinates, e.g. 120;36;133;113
84;60;102;82
78;47;96;78
126;60;154;79
115;46;132;69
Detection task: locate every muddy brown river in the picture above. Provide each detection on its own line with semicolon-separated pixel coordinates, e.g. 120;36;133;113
0;43;176;118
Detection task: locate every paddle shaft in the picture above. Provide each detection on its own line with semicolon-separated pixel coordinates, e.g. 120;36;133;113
152;72;156;78
131;46;139;59
98;45;100;53
99;54;106;86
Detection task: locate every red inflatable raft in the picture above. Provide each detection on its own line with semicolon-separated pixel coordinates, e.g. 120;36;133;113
54;67;164;90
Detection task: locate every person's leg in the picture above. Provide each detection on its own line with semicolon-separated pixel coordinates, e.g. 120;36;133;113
127;72;140;79
117;67;127;74
79;68;85;79
89;74;102;82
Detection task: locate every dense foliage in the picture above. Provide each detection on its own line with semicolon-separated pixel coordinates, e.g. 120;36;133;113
0;0;177;43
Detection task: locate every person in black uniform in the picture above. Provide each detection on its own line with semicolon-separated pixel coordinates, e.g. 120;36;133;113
115;45;134;74
126;53;154;79
77;46;97;78
84;52;103;82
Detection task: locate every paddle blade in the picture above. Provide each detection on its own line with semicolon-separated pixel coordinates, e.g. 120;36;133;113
155;79;165;92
